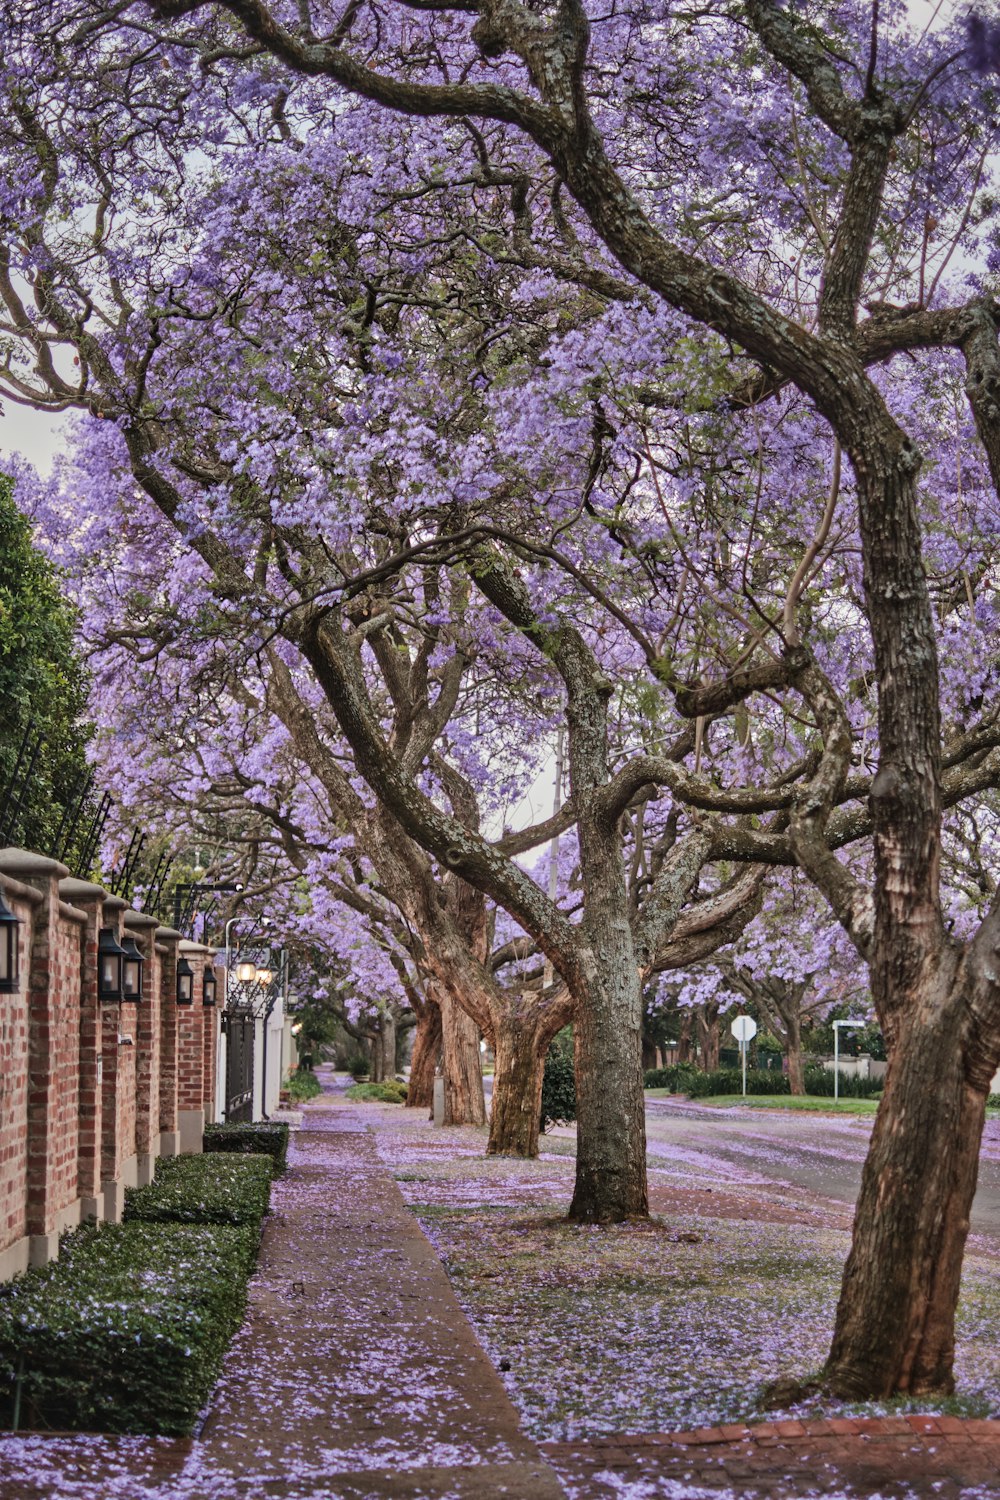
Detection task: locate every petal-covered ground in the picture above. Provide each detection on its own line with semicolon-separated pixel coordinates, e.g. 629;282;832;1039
372;1101;1000;1443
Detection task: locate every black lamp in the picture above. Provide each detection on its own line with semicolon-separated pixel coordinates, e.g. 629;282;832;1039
98;927;127;1002
121;937;145;1002
176;954;195;1005
0;889;22;994
203;968;218;1007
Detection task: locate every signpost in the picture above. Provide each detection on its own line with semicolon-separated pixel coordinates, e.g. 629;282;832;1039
731;1014;758;1097
832;1019;860;1102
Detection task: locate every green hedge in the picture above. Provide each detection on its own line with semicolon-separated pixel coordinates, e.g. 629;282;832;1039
644;1063;884;1099
0;1220;257;1434
124;1153;273;1227
541;1027;576;1131
203;1120;290;1174
345;1080;407;1103
285;1068;322;1102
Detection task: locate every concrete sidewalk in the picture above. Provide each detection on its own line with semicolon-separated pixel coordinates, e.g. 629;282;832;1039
191;1101;565;1498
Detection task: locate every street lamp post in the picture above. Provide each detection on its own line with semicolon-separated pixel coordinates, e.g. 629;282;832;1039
224;914;272;977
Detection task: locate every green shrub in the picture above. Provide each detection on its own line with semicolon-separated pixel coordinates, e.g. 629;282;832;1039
203;1120;290;1174
285;1068;322;1102
541;1028;576;1131
644;1063;701;1091
802;1065;884;1098
345;1080;407;1103
646;1062;884;1100
0;1219;257;1435
124;1153;272;1227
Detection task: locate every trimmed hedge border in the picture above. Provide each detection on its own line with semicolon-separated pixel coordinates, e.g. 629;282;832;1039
0;1219;258;1435
124;1152;273;1227
644;1062;884;1099
203;1120;290;1174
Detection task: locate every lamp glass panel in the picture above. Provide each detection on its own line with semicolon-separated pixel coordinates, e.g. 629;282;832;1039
124;959;141;997
101;954;119;990
236;961;257;982
0;928;10;983
178;971;194;1002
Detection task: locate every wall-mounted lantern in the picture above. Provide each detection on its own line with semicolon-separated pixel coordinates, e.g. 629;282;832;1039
203;969;218;1007
0;889;21;994
121;937;145;1002
98;927;127;1002
176;955;195;1005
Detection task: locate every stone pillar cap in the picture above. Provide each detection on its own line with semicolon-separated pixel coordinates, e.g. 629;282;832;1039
0;847;70;879
155;925;183;941
59;877;108;902
124;910;160;930
178;939;213;955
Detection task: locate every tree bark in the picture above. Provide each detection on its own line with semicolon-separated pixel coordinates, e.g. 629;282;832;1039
677;1011;693;1064
488;1001;551;1157
407;995;441;1110
826;972;985;1396
785;1009;805;1096
380;1010;397;1082
570;960;648;1222
438;985;485;1126
697;1001;720;1072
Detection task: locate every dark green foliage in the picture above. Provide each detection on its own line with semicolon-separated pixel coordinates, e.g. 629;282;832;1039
285;1068;322;1102
345;1080;407;1102
644;1063;884;1099
801;1065;885;1099
0;476;93;860
643;1063;703;1092
203;1120;289;1174
0;1219;258;1435
540;1027;576;1131
124;1152;272;1226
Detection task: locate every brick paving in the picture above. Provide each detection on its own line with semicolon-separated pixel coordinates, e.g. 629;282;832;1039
542;1414;1000;1496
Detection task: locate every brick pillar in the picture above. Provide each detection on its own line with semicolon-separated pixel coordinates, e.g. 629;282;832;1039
202;960;222;1124
99;895;138;1223
125;911;161;1188
59;879;107;1226
177;941;209;1153
0;867;39;1282
0;849;79;1268
157;927;181;1157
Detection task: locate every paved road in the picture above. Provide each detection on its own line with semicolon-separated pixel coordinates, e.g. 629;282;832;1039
642;1097;1000;1237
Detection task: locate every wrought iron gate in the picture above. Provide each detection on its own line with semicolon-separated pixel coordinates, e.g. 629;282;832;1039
224;1013;255;1122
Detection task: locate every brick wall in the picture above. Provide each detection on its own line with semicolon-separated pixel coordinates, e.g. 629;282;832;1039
0;877;35;1280
0;851;201;1279
128;912;162;1180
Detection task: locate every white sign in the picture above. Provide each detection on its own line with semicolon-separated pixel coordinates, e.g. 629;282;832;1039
731;1015;758;1043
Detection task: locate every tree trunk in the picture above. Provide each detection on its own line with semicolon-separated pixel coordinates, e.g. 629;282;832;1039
380;1010;396;1082
487;1003;549;1157
439;986;485;1126
407;997;441;1110
677;1011;692;1064
367;1033;383;1082
697;1002;720;1072
825;977;984;1396
786;1011;805;1096
570;961;648;1222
